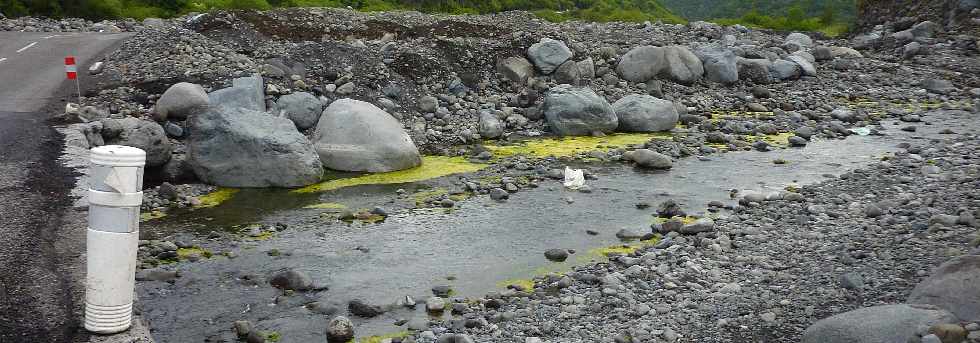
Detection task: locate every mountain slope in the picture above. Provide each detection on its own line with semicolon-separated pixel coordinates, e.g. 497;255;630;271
660;0;855;21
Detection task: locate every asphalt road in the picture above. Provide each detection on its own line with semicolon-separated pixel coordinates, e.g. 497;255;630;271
0;31;132;343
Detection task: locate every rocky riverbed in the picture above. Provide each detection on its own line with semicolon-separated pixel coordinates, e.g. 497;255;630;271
20;4;980;343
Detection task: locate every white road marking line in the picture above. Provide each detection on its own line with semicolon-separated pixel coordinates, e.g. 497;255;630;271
16;42;37;53
42;35;56;39
0;58;6;63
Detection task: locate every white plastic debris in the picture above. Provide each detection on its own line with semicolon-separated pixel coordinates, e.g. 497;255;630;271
563;166;585;189
848;127;871;136
65;102;79;115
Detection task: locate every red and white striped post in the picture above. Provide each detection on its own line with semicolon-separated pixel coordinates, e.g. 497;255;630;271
66;55;82;103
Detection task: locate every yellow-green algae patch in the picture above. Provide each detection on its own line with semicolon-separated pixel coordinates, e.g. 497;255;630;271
745;132;794;147
303;202;348;210
652;216;699;225
140;210;167;222
496;278;536;292
484;133;671;158
356;331;409;343
195;188;239;208
176;247;212;259
294;156;486;194
584;237;661;260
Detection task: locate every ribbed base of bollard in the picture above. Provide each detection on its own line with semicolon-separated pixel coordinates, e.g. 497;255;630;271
84;302;132;334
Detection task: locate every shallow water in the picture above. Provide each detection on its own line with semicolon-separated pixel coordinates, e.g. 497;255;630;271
138;111;978;342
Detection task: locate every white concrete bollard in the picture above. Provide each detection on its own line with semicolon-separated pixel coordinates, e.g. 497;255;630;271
85;145;145;334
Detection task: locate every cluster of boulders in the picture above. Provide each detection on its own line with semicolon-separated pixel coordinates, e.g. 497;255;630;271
70;72;426;188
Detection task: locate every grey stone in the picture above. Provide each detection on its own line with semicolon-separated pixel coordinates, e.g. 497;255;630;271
786;32;814;48
419;96;439;113
813;46;833;61
209;75;266;112
269;269;313;291
919;79;956;95
233;320;252;339
801;304;958;343
100;117;172;167
325;316;354;343
312;99;421;172
554;60;581;85
839;272;865;290
186;106;323;187
577;57;596;80
542;85;618;136
695;47;738;84
544;249;569;262
737;58;774;84
903;42;922;60
771;60;802;80
911;21;941;39
617;46;665;82
787;55;817;76
154;82;209;121
527;38;572;74
613;94;678;132
909;254;980;321
497;57;534;84
626;149;673;169
660;46;704;85
680;218;715;234
348;299;384;318
276;92;322;130
489;188;509;201
479;111;504;139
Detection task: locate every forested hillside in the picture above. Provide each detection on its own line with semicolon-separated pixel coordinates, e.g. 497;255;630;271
660;0;856;21
0;0;684;23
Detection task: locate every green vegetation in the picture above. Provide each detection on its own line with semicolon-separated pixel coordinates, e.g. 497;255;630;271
293;156;486;194
2;0;683;23
710;3;852;37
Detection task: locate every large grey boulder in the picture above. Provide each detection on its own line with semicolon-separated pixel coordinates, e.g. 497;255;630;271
617;46;665;83
542;85;617;136
785;32;814;48
478;111;504;139
801;304;958;343
554;60;581;85
695;47;738;84
919;79;956;94
787;55;817;76
497;57;534;84
154;82;208;121
737;58;774;84
527;38;572;75
276;92;322;130
771;60;802;80
312;99;421;172
908;254;980;321
613;94;678;132
186;106;323;188
625;149;672;169
661;46;703;85
100;118;172;167
208;74;265;112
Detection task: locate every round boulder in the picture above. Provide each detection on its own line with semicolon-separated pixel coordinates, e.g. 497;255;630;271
276;92;322;130
313;99;422;172
542;85;617;136
612;94;678;132
325;316;354;343
527;38;572;75
100;117;172;167
802;304;958;343
908;254;980;321
155;82;209;121
617;46;665;82
626;149;672;169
